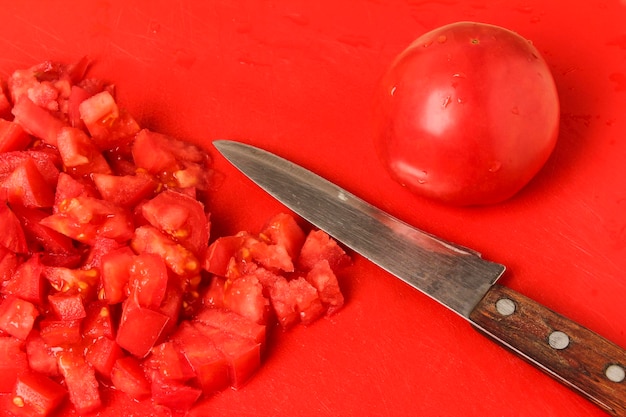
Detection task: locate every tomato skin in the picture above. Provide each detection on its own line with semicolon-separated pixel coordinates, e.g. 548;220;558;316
374;22;559;205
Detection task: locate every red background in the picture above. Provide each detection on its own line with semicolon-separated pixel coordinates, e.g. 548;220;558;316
1;0;625;416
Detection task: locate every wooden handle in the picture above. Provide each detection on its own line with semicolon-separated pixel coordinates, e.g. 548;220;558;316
469;284;626;416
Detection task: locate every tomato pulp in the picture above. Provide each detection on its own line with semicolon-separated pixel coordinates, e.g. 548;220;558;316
374;22;560;205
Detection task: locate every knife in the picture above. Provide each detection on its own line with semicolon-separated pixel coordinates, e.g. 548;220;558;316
213;139;626;416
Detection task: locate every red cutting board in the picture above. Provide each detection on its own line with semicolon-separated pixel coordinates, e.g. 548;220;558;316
1;1;625;416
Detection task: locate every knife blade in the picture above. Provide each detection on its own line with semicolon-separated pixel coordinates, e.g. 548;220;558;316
213;139;626;416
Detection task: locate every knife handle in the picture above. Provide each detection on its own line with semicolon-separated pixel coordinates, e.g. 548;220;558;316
469;284;626;417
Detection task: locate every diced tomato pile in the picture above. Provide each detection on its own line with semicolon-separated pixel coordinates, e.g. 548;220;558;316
0;59;349;416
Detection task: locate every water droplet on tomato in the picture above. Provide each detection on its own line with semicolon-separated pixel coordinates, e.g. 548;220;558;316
437;35;447;43
390;86;397;96
488;161;502;173
149;21;161;34
457;97;465;104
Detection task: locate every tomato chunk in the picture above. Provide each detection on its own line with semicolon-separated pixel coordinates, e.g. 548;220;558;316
25;332;59;377
141;189;210;258
11;206;76;255
223;275;268;325
171;322;229;395
100;246;134;304
2;254;45;305
57;351;102;414
11;98;64;146
144;341;195;383
0;202;28;253
110;356;151;400
1;157;55;208
116;296;169;358
0;119;31;152
306;259;345;315
93;172;157;207
85;336;125;378
203;235;245;276
9;372;66;417
193;321;261;389
0;336;28;392
131;225;200;277
259;213;306;260
129;253;168;309
298;229;351;271
195;307;266;345
0;297;39;340
47;293;86;321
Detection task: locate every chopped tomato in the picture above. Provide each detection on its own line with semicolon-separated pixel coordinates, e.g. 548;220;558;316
129;253;168;309
0;60;350;416
171;321;229;395
0;119;31;153
298;229;351;271
0;202;28;253
85;336;125;378
41;196;134;244
144;341;196;382
306;259;345;315
110;356;151;400
141;189;210;258
11;98;65;147
99;246;134;304
0;336;29;392
259;212;306;260
1;156;55;208
11;206;77;255
25;332;59;377
0;246;18;286
56;126;112;175
223;274;268;325
47;293;86;321
81;302;115;340
193;321;261;389
150;376;203;411
57;350;102;414
204;235;245;276
0;149;61;187
195;307;266;345
116;296;170;358
131;225;200;277
0;296;39;340
93;172;157;207
2;254;45;305
8;372;66;417
39;318;82;346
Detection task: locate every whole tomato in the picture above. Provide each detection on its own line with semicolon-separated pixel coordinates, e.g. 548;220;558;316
373;22;559;206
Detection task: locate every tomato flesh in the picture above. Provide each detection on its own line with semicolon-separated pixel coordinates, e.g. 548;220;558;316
374;22;559;205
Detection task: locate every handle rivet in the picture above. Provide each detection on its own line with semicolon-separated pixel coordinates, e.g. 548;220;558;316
495;298;516;316
605;364;625;383
548;331;570;350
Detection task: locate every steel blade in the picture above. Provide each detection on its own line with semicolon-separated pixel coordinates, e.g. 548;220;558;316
214;140;506;319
